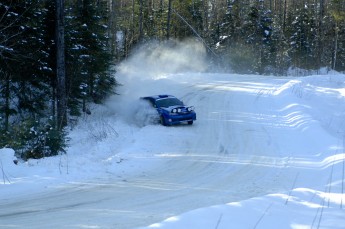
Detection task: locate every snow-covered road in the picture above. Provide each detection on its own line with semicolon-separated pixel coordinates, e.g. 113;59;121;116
1;72;344;229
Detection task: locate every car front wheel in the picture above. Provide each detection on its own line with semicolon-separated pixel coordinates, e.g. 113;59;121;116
160;116;167;126
188;121;193;125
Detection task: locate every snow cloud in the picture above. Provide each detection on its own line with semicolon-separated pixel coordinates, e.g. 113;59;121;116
116;39;208;81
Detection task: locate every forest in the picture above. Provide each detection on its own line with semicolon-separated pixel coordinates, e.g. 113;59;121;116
0;0;344;160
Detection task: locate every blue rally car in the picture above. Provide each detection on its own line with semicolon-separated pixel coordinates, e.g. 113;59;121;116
140;95;196;126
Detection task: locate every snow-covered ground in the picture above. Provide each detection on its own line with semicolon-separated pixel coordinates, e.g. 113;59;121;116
1;43;345;228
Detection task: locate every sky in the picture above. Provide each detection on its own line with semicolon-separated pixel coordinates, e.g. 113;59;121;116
1;41;345;229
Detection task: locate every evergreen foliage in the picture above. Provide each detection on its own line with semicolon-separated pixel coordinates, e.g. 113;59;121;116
109;0;344;73
4;118;67;160
65;0;116;116
0;0;115;160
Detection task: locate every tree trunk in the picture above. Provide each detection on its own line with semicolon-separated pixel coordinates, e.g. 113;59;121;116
139;0;143;40
333;21;339;70
109;0;116;57
283;0;287;31
4;72;10;131
56;0;67;129
202;0;209;38
132;0;135;34
167;0;172;39
318;0;324;68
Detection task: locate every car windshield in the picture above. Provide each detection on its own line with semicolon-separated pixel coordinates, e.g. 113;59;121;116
156;98;183;108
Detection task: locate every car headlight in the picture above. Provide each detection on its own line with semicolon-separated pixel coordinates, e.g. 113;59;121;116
187;106;194;112
177;108;182;113
172;108;177;113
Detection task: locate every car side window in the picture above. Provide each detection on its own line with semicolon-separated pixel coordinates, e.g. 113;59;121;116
147;99;156;107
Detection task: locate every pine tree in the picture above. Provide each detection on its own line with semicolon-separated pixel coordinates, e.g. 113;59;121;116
237;1;275;74
329;0;345;71
270;14;290;75
287;4;318;70
0;0;48;125
65;0;116;116
257;3;274;74
0;0;67;159
214;1;248;72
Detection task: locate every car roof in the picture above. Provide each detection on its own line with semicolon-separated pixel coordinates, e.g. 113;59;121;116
142;95;176;100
